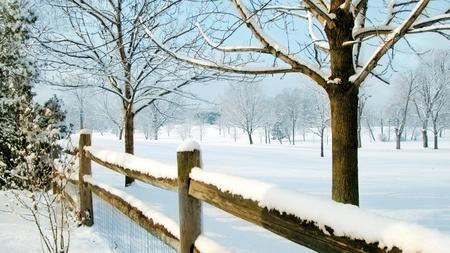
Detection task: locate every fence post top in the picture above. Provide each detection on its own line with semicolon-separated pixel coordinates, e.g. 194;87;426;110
177;139;201;153
79;129;92;135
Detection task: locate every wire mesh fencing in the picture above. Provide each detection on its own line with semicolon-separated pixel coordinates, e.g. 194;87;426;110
93;194;176;253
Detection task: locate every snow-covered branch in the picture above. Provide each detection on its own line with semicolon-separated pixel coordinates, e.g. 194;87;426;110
195;23;270;54
307;12;330;51
353;13;450;39
351;0;431;86
140;11;328;86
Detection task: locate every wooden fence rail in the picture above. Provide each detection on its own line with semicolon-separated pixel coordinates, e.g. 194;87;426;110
54;131;448;253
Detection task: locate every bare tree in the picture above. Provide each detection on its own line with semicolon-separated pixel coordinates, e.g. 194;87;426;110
309;88;330;157
387;73;416;150
274;89;304;145
220;83;265;144
41;0;212;186
357;90;370;148
144;0;449;205
414;51;449;149
138;100;179;140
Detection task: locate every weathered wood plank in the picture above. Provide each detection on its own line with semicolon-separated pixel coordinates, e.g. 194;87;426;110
79;132;93;226
85;150;178;192
177;149;202;253
188;180;401;253
85;181;181;252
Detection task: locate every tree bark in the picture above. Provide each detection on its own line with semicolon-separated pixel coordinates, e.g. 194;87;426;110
247;131;253;144
433;123;438;149
395;128;401;150
292;121;296;145
320;128;324;158
325;6;359;206
124;110;135;186
422;129;428;148
357;127;362;148
118;127;123;140
328;88;359;206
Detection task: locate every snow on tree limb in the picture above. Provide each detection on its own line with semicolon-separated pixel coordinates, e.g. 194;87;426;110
307;12;330;51
353;13;450;39
302;0;335;25
195;23;270;54
351;0;431;86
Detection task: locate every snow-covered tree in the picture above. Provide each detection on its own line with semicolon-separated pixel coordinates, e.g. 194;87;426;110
308;88;330;157
274;89;304;145
387;73;416;150
220;83;265;144
146;0;450;205
0;0;67;190
413;51;449;149
42;0;213;186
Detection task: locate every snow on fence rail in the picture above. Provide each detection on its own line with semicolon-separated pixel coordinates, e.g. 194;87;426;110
54;132;450;253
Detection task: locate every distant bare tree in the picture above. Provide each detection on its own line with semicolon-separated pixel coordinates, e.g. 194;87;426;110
414;51;449;149
357;90;370;148
388;73;417;150
220;83;265;144
309;88;330;157
275;89;304;145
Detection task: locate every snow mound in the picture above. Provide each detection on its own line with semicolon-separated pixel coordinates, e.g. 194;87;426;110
177;139;201;152
85;147;177;179
79;129;92;135
195;235;234;253
189;168;450;253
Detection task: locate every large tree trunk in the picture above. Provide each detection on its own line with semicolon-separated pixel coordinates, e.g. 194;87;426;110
325;6;359;206
329;88;359;206
422;129;428;148
124;110;135;186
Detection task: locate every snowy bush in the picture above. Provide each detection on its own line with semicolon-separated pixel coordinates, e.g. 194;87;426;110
0;0;68;190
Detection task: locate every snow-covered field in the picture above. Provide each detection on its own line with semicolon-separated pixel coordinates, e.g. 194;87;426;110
0;191;111;253
66;126;450;253
2;126;449;253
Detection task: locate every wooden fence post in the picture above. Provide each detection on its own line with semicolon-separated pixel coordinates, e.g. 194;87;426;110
78;130;93;226
177;144;202;253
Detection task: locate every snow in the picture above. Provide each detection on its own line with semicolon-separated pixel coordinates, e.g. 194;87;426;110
195;235;234;253
327;77;341;84
84;146;177;179
0;191;111;253
67;128;450;253
190;168;450;252
83;176;231;253
79;129;92;135
177;139;201;152
83;175;180;238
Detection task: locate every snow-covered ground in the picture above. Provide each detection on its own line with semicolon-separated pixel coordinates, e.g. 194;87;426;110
61;125;450;253
0;191;112;253
4;125;449;253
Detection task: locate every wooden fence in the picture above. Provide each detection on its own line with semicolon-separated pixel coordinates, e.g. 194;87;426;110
54;132;445;253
